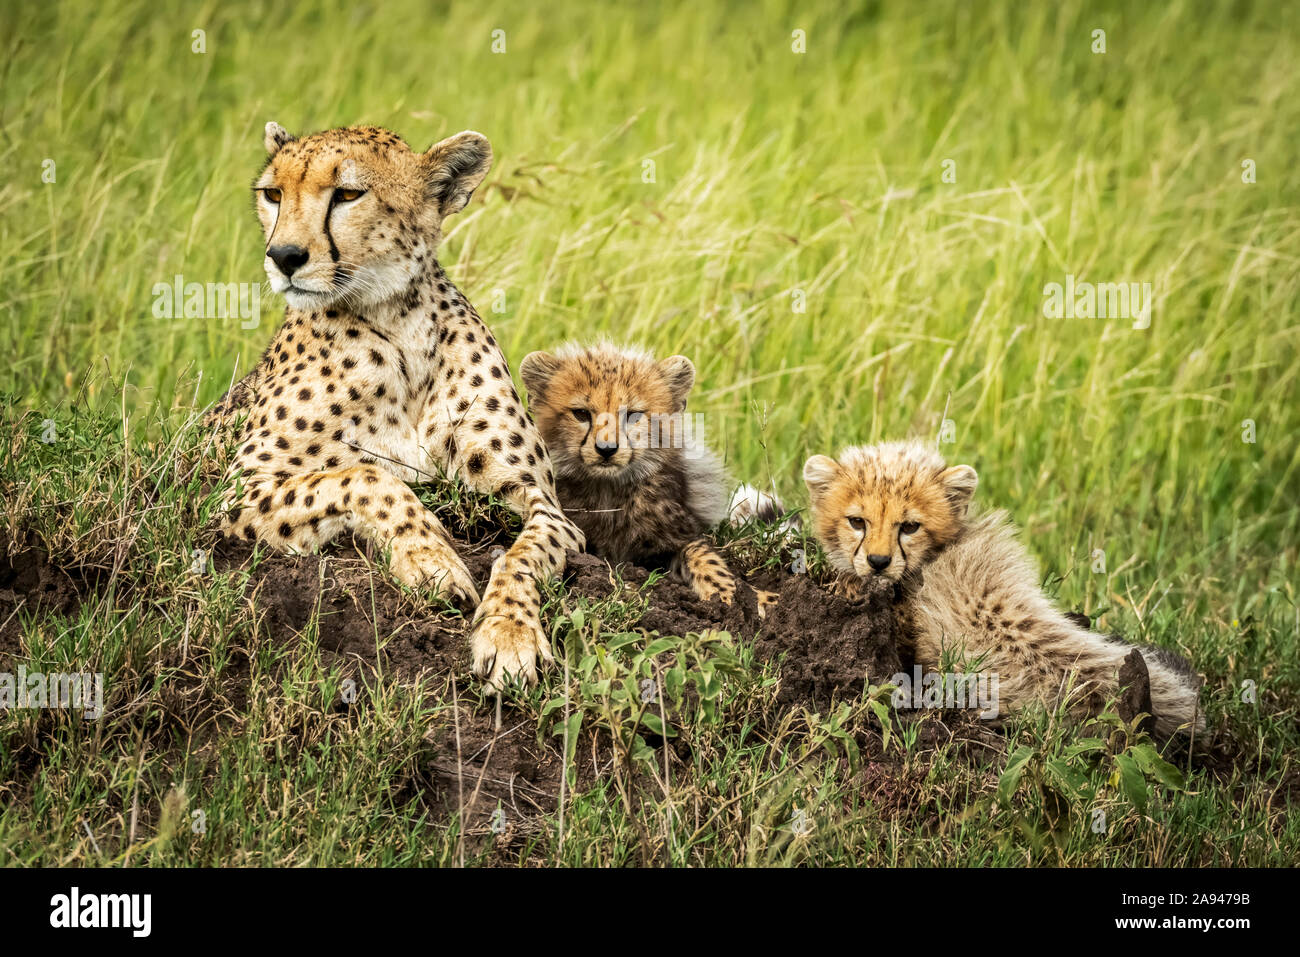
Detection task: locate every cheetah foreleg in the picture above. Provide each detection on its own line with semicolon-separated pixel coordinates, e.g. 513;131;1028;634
227;466;479;605
672;538;778;618
676;538;738;604
470;486;585;691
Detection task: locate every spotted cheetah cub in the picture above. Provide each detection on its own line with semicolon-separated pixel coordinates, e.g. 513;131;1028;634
520;343;776;615
803;441;1203;736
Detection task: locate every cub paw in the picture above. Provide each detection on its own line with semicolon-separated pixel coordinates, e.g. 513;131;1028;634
830;574;866;601
692;574;737;605
755;589;780;619
390;542;480;607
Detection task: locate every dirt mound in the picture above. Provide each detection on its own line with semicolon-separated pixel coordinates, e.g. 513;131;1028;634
1;534;906;842
562;550;905;708
0;547;96;659
234;542;907;837
237;539;477;680
222;538;906;716
210;535;904;712
2;532;1220;856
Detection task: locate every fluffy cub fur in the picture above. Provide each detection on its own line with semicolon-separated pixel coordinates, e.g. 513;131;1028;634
728;483;802;538
520;342;776;613
803;440;1203;736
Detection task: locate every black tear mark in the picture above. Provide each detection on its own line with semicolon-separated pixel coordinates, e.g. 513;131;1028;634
324;196;341;263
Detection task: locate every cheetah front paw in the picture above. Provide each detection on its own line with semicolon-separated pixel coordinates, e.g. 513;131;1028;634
470;600;553;692
389;542;480;607
559;513;586;553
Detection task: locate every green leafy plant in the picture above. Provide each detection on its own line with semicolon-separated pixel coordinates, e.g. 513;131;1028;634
538;609;746;780
994;707;1188;856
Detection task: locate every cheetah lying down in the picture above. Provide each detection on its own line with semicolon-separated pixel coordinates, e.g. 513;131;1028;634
519;341;779;615
206;122;584;691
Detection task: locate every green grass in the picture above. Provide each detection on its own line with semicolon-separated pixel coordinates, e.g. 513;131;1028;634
2;0;1299;866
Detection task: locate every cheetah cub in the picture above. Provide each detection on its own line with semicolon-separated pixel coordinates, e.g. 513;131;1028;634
520;342;777;615
803;441;1203;736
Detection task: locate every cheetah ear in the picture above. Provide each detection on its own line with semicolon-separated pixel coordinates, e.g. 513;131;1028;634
519;351;558;400
941;464;978;515
264;121;295;155
659;356;695;406
802;455;842;504
424;131;493;216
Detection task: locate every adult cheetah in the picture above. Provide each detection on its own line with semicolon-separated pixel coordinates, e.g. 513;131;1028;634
206;121;585;690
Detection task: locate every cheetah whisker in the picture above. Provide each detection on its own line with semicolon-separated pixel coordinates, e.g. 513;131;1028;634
339;439;441;483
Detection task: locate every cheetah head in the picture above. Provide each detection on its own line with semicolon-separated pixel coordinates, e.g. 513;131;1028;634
519;342;696;486
803;441;978;583
253;121;492;312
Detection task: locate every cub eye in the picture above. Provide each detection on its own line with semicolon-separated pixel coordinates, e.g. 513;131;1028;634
847;516;866;532
261;187;282;204
570;409;591;424
900;520;921;535
333;188;365;203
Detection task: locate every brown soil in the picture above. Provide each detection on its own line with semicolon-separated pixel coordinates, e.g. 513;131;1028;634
3;533;1208;852
562;551;906;707
223;541;906;703
234;541;908;836
0;534;909;846
0;547;94;659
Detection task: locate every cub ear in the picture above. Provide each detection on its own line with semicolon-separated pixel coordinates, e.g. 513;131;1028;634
519;351;558;401
941;464;978;515
424;131;493;216
659;356;696;406
264;121;295;155
802;455;842;503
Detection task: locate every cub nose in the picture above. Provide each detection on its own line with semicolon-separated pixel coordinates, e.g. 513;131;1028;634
268;244;310;277
595;442;618;460
867;553;892;572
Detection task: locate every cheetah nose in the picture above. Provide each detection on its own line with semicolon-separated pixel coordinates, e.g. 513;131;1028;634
867;553;892;572
595;442;618;460
268;244;310;277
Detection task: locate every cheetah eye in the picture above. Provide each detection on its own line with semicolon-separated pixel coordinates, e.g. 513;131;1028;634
333;188;366;203
570;408;591;424
847;516;866;532
261;187;282;204
900;520;921;535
